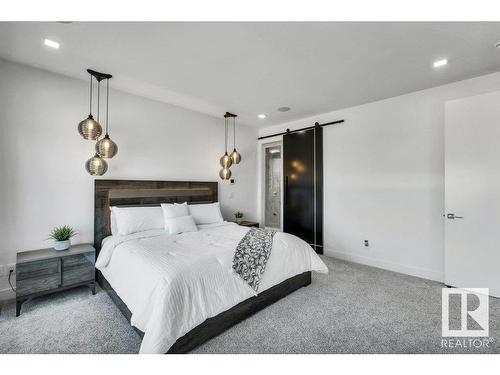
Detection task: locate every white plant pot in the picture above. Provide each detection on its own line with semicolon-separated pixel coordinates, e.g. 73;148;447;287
54;239;70;251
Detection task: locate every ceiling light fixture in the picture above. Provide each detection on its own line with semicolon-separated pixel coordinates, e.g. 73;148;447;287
495;41;500;50
219;112;242;180
258;114;267;119
44;38;60;49
278;107;291;112
219;113;233;180
78;69;117;176
433;59;448;68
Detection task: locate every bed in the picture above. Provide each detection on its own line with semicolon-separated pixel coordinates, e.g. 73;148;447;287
94;180;328;354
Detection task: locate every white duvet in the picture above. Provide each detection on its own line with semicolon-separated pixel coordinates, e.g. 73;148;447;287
95;222;328;354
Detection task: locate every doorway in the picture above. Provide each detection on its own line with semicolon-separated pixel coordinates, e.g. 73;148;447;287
263;142;282;230
283;127;323;253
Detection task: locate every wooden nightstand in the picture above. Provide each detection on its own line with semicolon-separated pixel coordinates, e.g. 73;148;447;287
238;221;259;228
15;243;95;316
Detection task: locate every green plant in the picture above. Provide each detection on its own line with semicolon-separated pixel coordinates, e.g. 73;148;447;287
234;211;244;219
48;225;78;241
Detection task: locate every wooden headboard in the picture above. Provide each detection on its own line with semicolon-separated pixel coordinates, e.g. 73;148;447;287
94;180;218;256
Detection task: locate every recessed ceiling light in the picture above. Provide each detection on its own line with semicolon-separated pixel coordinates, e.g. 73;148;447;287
258;114;267;119
44;38;60;49
278;106;291;112
433;59;447;68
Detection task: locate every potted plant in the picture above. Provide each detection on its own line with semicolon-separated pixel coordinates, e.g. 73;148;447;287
234;211;244;224
48;225;77;251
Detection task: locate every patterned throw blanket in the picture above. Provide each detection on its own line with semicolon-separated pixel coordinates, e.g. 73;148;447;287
233;228;276;292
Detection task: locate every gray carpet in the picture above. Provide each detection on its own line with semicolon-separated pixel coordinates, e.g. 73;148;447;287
1;256;498;354
0;285;141;354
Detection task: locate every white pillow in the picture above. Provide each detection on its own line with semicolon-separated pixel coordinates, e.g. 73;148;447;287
110;210;119;235
188;202;224;225
164;215;198;235
110;206;164;236
161;202;189;218
161;202;189;232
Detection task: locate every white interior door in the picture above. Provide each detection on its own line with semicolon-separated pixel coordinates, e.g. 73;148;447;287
445;91;500;298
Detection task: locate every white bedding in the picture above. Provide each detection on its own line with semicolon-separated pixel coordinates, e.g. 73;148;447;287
95;222;328;353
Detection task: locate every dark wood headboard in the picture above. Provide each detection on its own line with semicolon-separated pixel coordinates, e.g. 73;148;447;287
94;180;218;257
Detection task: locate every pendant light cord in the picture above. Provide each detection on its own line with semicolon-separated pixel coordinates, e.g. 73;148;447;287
233;117;236;149
224;117;228;153
89;74;93;116
105;78;109;135
97;80;100;123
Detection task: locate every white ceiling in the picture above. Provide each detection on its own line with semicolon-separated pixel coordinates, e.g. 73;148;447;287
1;22;500;127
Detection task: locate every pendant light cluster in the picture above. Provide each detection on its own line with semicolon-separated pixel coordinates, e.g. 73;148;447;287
77;69;118;176
219;112;241;180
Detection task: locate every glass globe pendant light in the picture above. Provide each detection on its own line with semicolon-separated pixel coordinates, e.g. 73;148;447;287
219;116;233;169
219;167;232;180
80;69;113;176
95;78;118;158
78;74;102;140
220;153;232;169
84;77;107;176
229;115;241;164
85;153;108;176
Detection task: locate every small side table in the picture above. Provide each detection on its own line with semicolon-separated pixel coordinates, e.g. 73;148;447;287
16;243;95;316
238;221;260;228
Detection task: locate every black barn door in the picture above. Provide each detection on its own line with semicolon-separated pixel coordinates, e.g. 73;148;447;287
283;127;323;253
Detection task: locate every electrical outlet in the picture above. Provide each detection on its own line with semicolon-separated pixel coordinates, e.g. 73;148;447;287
364;240;369;247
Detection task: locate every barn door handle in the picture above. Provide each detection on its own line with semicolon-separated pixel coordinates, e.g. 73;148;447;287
284;175;288;206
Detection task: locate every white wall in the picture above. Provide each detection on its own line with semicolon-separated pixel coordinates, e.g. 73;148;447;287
259;71;500;282
0;59;258;299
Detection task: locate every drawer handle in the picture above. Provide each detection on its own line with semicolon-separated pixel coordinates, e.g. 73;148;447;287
58;259;62;287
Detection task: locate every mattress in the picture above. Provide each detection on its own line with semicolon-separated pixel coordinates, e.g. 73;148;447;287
95;222;328;353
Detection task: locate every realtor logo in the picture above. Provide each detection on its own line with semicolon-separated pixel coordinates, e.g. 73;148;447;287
442;288;489;337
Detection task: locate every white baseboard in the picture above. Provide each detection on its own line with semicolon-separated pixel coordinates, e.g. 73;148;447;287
0;288;14;302
325;249;444;283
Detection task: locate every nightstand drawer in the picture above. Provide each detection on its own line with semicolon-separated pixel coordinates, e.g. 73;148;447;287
62;253;94;268
16;274;61;296
62;266;94;286
16;258;60;280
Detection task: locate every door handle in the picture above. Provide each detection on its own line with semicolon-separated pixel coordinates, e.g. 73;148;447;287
58;258;63;287
447;213;464;219
284;176;288;206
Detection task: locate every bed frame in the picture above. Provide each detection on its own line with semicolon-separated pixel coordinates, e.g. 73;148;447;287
94;179;311;353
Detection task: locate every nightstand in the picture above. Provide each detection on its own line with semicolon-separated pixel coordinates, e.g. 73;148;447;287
238;221;259;228
15;243;95;316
